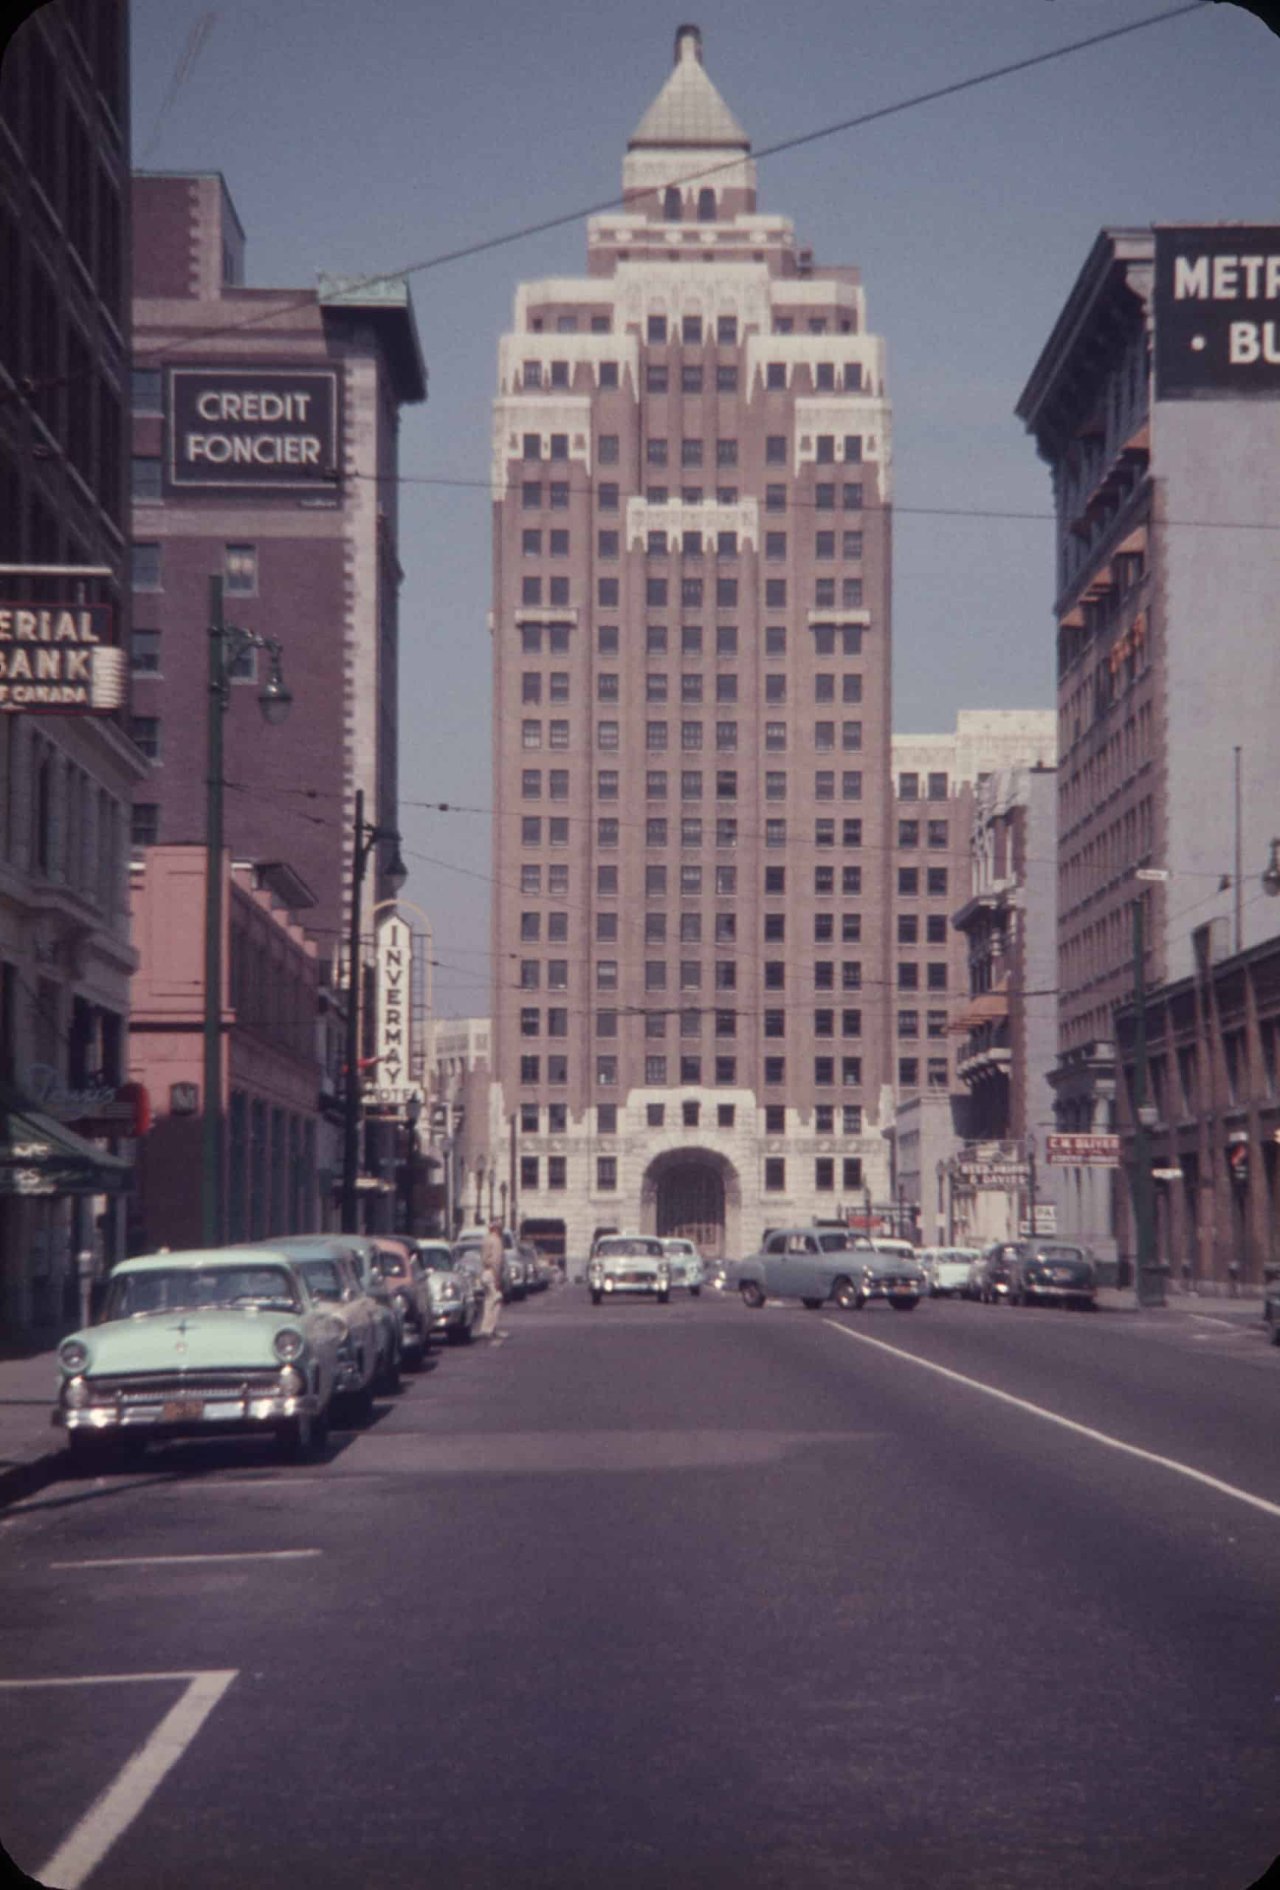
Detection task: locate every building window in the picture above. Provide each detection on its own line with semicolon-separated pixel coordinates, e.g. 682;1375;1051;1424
130;716;160;761
599;435;619;464
899;819;919;848
547;1155;567;1189
927;820;949;849
926;868;949;897
131;542;162;590
764;1156;786;1192
815;1157;835;1192
899;772;919;800
898;1059;919;1089
898;868;919;897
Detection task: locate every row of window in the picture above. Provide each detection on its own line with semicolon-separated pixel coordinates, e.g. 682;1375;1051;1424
519;959;868;993
132;541;257;593
520;910;870;944
578;772;866;805
519;1053;867;1089
519;815;879;850
591;723;864;752
521;359;865;397
516;1100;865;1136
522;434;863;470
553;576;863;610
581;672;863;705
519;1007;867;1039
530;529;865;562
520;625;864;658
523;310;857;342
519;480;867;515
513;862;943;903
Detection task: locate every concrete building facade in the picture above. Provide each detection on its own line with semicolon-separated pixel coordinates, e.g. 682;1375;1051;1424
490;28;894;1259
1017;225;1280;1266
0;1;150;1334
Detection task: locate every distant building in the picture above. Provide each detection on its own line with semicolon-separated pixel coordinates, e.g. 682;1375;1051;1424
489;28;895;1260
948;760;1059;1247
1115;923;1280;1290
1017;225;1280;1268
0;1;149;1332
431;1017;494;1234
128;846;324;1250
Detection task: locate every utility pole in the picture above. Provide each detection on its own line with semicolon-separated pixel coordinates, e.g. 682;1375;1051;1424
1131;896;1164;1306
1026;1137;1038;1240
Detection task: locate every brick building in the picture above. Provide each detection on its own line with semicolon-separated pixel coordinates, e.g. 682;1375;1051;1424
128;846;325;1250
128;173;427;964
1017;225;1280;1264
489;27;894;1259
0;1;149;1333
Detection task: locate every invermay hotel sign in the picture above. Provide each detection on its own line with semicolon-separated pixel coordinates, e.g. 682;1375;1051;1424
167;368;341;492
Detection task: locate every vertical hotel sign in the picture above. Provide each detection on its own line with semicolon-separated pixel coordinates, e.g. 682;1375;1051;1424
0;605;125;713
1155;227;1280;397
372;914;413;1105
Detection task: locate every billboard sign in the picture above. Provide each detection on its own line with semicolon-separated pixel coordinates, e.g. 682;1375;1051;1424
1045;1133;1121;1167
370;913;413;1105
1155;228;1280;397
167;368;340;492
0;604;124;714
955;1161;1029;1191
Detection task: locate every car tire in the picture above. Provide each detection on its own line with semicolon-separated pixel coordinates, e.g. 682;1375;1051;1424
657;1290;670;1304
889;1297;918;1312
590;1288;603;1306
831;1277;858;1311
377;1343;403;1393
690;1286;701;1298
739;1281;765;1309
347;1379;376;1426
67;1431;133;1472
801;1297;823;1310
447;1323;471;1346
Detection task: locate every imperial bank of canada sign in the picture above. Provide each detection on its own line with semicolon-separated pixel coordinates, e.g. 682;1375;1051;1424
167;367;340;492
0;604;125;714
1155;226;1280;398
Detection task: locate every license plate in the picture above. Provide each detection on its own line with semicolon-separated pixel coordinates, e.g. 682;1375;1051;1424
162;1399;205;1422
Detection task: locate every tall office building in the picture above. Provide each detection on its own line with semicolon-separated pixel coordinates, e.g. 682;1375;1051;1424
1017;225;1280;1265
490;27;893;1260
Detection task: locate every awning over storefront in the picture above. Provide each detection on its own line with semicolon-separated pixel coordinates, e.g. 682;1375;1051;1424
0;1104;133;1197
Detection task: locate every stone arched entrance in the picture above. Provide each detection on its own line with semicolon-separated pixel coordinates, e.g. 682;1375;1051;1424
640;1148;739;1259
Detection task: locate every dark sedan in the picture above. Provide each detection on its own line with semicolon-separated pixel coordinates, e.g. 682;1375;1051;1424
1007;1241;1097;1310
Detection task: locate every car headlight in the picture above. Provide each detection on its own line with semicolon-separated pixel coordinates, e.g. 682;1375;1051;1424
277;1365;305;1396
64;1375;91;1409
273;1327;305;1363
438;1281;462;1301
60;1339;90;1373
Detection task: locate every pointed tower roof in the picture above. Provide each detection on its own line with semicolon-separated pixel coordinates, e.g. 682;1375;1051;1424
628;25;749;151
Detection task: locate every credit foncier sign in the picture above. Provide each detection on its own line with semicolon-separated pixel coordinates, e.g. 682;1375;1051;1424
168;368;340;491
1155;226;1280;397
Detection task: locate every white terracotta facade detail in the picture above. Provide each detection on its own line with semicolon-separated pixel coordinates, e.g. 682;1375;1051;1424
625;495;760;553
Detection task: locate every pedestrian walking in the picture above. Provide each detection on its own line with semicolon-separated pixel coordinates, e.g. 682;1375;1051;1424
479;1220;505;1341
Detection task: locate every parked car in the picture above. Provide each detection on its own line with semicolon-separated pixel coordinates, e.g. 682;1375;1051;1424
53;1248;341;1464
415;1239;479;1345
588;1233;671;1304
1006;1241;1097;1310
269;1235;402;1386
660;1238;705;1296
371;1235;434;1363
443;1239;487;1320
455;1226;525;1301
730;1226;871;1310
924;1247;981;1298
272;1245;383;1418
519;1241;553;1292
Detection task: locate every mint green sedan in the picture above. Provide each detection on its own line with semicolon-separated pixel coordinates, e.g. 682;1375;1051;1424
53;1249;342;1465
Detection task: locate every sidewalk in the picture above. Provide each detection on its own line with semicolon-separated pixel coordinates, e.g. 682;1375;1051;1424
1095;1283;1267;1323
0;1346;64;1508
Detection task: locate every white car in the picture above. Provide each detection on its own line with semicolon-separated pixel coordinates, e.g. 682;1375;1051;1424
588;1234;671;1305
660;1238;704;1295
924;1247;981;1298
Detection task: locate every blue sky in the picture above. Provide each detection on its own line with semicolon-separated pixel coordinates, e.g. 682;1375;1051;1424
129;0;1280;1014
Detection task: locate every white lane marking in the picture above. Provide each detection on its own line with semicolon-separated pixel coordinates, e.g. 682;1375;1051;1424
822;1320;1280;1522
49;1549;322;1569
0;1669;237;1890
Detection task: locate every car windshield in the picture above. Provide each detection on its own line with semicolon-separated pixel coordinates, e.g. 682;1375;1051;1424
599;1239;661;1258
664;1242;694;1255
378;1254;406;1277
419;1247;455;1270
105;1266;301;1318
818;1232;858;1252
1035;1246;1086;1264
296;1259;344;1301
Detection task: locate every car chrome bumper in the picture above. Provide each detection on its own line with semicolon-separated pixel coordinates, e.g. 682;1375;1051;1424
56;1392;323;1433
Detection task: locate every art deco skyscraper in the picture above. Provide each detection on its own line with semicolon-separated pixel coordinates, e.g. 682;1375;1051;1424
491;26;893;1259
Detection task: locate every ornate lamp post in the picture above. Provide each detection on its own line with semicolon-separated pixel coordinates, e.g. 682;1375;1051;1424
340;787;406;1231
203;575;291;1246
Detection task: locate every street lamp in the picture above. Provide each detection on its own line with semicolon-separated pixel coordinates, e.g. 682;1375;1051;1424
1262;838;1280;898
340;786;407;1231
203;575;291;1245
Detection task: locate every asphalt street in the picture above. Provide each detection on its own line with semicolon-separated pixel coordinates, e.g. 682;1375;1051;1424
1;1288;1277;1890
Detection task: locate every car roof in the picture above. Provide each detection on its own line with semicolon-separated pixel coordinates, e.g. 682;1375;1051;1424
112;1247;298;1274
